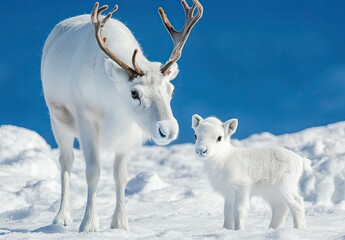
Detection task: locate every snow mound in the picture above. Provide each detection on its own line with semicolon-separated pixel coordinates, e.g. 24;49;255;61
0;125;59;214
0;123;345;239
0;125;50;160
125;171;169;195
32;224;66;234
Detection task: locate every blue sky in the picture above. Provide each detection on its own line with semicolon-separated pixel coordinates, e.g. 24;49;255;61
1;0;345;147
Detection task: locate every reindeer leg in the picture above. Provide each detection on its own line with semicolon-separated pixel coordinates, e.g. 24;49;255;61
78;116;101;232
51;117;75;226
111;153;129;230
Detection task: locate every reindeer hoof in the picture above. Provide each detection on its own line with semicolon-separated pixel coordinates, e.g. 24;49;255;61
53;211;72;226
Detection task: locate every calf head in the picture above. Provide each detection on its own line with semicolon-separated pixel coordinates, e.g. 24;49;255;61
192;114;238;157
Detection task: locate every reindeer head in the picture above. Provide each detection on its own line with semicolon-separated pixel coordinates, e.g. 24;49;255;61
192;115;238;158
91;1;203;145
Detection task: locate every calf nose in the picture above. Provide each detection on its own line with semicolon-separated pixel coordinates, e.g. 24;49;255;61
196;146;208;156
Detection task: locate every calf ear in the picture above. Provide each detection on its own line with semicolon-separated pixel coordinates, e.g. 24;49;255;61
222;119;238;136
192;114;203;129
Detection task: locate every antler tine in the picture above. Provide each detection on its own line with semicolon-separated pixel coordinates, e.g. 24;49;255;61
102;5;118;25
191;0;203;23
91;2;100;23
181;0;190;10
91;2;144;80
181;0;196;21
91;3;109;26
95;4;109;22
159;0;203;75
97;5;109;18
132;49;144;76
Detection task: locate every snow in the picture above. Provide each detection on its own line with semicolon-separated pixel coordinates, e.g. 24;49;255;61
0;123;345;239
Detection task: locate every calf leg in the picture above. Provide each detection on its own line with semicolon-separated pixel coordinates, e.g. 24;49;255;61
111;154;129;230
234;189;250;230
292;192;307;228
278;189;306;229
223;197;235;230
269;200;288;229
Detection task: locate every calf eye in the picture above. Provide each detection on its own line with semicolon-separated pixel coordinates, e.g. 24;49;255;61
217;136;222;142
131;90;140;100
194;134;197;140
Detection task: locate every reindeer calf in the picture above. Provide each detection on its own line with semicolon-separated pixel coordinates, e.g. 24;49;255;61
192;114;311;230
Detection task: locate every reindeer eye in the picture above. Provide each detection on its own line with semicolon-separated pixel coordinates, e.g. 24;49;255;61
217;136;222;142
131;90;140;100
194;134;197;140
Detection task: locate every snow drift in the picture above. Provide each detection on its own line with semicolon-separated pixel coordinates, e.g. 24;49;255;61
0;123;344;239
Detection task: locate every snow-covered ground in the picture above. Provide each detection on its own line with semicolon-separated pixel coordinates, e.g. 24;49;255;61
0;123;344;239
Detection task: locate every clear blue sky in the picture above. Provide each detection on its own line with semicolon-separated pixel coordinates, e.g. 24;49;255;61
1;0;345;147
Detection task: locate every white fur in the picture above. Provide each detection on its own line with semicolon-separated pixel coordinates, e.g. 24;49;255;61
41;14;181;232
192;114;311;230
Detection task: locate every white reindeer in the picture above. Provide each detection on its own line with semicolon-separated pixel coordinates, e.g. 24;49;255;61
192;115;311;230
41;1;203;232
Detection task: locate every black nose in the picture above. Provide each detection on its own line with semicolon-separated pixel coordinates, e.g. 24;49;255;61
158;128;167;138
196;146;208;156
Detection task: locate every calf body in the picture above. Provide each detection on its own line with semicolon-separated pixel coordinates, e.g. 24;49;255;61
192;115;311;230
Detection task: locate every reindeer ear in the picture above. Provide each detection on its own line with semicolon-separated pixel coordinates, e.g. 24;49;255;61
104;59;128;85
166;62;179;81
222;119;238;136
192;114;203;129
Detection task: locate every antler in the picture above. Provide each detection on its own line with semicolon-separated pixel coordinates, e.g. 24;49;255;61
159;0;203;76
91;2;144;80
